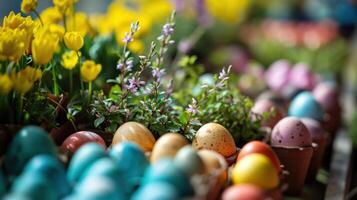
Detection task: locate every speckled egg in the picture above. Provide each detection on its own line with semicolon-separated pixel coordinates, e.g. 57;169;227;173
265;60;291;92
251;99;284;128
271;117;312;147
193;123;237;157
151;133;188;163
142;159;194;197
174;145;205;177
222;184;265;200
289;63;318;90
73;176;125;200
11;172;56;200
112;122;156;152
288;91;324;121
61;131;106;154
67;143;106;184
132;182;179;200
109;142;149;187
198;149;228;188
23;155;70;198
4;126;57;175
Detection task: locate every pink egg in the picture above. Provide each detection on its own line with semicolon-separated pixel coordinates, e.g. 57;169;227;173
289;63;318;90
265;60;291;92
313;82;339;112
222;184;265;200
271;117;312;148
301;118;325;142
61;131;106;154
251;99;284;128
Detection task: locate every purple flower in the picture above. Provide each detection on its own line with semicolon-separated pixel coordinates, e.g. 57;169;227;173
186;98;199;115
117;62;124;70
123;32;133;43
125;78;145;93
126;60;134;71
152;68;165;82
162;23;174;37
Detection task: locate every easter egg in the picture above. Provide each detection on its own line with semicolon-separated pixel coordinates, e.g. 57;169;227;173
232;154;279;189
24;155;70;198
251;99;284;128
288;91;324;121
11;172;56;200
289;63;317;90
265;60;291;92
112;122;156;152
62;131;106;154
142;159;194;197
193;123;237;157
237;141;281;172
132;182;179;200
73;176;125;200
4;126;56;175
109;142;149;187
313;82;339;111
67;143;106;184
151;133;188;163
222;184;265;200
301;118;326;143
174;145;205;177
271;117;312;148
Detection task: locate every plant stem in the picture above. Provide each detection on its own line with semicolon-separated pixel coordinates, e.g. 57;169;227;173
47;96;78;131
63;13;67;32
88;81;92;103
17;93;24;123
69;70;73;95
33;10;44;26
52;64;59;96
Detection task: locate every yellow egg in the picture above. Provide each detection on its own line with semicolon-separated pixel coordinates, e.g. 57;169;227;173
232;153;279;189
112;122;156;152
151;133;189;163
193;123;237;157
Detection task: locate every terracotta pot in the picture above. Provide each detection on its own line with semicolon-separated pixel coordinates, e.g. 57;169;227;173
272;146;313;195
306;138;327;182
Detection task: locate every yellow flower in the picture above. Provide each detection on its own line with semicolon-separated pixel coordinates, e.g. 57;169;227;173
64;31;84;51
40;7;63;24
21;0;38;14
80;60;101;82
0;74;13;95
61;51;79;70
53;0;78;13
49;24;65;40
206;0;250;24
3;12;34;30
0;28;28;61
128;40;144;54
66;12;92;36
32;28;59;65
10;67;41;94
140;0;172;23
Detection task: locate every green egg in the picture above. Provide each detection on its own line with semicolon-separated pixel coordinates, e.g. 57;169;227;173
4;126;56;175
174;145;205;177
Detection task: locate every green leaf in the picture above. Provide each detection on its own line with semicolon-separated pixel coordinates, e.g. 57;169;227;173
94;116;105;127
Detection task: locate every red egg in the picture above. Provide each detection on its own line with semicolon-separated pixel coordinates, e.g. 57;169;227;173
237;141;281;172
251;99;284;128
61;131;106;153
222;184;265;200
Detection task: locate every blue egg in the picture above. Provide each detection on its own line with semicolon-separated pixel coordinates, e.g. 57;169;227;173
80;158;126;194
288;91;324;121
67;143;106;184
142;159;194;197
11;172;56;200
0;171;5;198
2;193;29;200
24;155;71;198
4;126;56;175
109;142;149;188
74;176;125;200
132;182;179;200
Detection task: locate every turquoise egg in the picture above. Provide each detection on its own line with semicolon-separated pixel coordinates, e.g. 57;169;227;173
11;172;56;200
73;176;125;200
4;126;56;175
132;182;179;200
0;171;5;198
109;142;149;188
67;143;106;184
142;159;194;197
2;193;29;200
80;158;126;194
174;146;205;177
288;91;324;121
24;155;71;198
